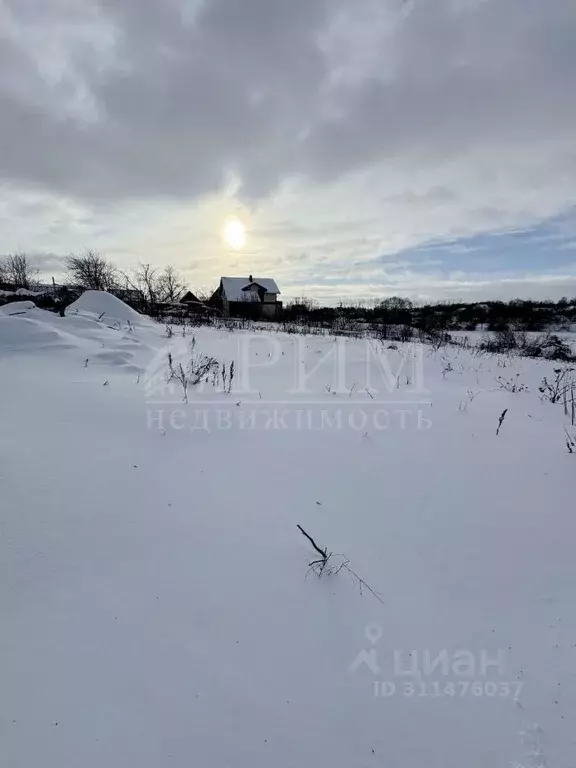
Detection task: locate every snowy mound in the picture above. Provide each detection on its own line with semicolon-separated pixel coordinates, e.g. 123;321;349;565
0;300;37;315
0;296;157;370
0;304;73;352
0;317;68;352
66;290;151;326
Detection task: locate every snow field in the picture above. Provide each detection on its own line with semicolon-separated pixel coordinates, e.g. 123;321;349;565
1;293;575;767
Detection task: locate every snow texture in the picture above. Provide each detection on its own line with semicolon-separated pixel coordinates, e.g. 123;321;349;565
1;301;576;768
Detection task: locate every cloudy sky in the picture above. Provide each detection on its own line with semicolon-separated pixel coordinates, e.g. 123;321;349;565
1;0;576;303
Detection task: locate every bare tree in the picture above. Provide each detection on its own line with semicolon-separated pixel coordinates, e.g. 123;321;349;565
158;265;185;303
291;296;318;312
66;250;118;291
121;263;161;313
196;284;217;304
122;263;185;312
2;252;39;290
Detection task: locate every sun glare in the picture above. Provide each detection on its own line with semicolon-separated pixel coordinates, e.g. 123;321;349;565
223;218;247;250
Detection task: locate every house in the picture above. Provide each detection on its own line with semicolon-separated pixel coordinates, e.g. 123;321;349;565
211;276;282;319
178;290;217;317
180;291;201;305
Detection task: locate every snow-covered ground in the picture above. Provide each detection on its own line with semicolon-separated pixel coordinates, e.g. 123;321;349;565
1;293;576;768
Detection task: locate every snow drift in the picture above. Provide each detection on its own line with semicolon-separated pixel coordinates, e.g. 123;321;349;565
0;294;156;371
0;300;38;315
66;290;151;326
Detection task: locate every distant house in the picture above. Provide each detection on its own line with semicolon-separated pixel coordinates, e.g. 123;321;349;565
211;276;282;319
177;290;216;317
180;291;201;305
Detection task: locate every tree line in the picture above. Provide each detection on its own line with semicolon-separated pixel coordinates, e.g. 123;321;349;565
0;250;200;315
284;295;576;332
2;250;576;331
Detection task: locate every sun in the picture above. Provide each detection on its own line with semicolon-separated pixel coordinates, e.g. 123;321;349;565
222;218;247;250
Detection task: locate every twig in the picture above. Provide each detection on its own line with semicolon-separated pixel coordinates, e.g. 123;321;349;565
297;525;328;562
496;408;508;436
343;563;386;606
297;525;385;605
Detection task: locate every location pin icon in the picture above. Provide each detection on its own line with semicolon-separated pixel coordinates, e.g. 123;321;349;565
365;623;383;646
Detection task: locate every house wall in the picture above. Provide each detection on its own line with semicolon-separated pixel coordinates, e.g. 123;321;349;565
261;302;282;319
217;279;281;317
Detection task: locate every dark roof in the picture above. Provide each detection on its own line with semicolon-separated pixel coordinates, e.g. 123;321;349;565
180;291;200;303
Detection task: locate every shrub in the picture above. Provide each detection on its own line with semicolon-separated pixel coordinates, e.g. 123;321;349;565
496;374;528;393
539;368;575;404
479;326;518;353
536;334;573;362
480;328;574;362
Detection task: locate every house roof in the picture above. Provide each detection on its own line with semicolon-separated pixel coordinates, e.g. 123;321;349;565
220;277;280;302
180;291;200;303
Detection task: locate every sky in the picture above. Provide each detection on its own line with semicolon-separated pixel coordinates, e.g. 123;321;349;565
1;0;576;304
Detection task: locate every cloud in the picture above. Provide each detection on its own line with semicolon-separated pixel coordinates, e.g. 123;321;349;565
27;252;69;272
0;0;335;201
2;0;574;203
1;0;576;300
